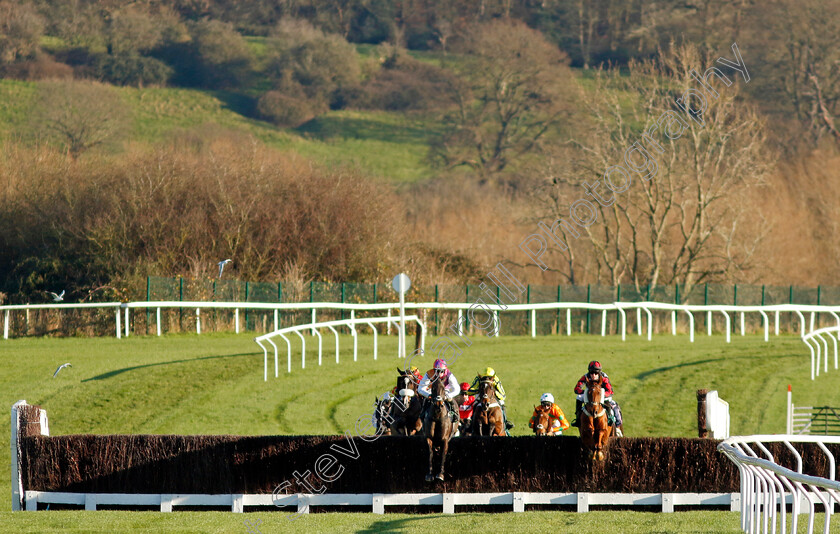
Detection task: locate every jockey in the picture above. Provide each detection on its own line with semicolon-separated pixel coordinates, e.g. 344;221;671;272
529;393;570;435
418;359;460;422
457;382;477;422
571;360;622;429
391;366;422;397
468;367;514;430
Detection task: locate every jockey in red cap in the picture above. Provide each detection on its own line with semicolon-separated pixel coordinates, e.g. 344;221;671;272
571;360;622;431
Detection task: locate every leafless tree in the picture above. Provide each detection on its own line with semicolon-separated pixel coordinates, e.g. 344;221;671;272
535;43;773;297
33;80;128;158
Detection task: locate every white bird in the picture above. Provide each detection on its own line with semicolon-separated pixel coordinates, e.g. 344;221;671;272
53;363;72;378
49;290;65;302
217;259;232;278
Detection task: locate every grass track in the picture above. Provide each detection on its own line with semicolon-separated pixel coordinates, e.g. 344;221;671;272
1;332;836;531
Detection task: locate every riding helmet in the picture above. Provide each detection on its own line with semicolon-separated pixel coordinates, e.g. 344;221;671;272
588;361;602;373
433;358;447;370
460;382;470;392
484;367;495;377
540;392;554;404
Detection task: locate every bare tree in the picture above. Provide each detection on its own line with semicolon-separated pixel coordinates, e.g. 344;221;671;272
33;80;128;158
536;43;773;296
0;1;44;65
434;19;575;175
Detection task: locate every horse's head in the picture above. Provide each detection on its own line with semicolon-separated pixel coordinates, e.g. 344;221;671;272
586;375;604;406
396;367;417;393
479;376;496;403
428;373;449;412
533;405;550;436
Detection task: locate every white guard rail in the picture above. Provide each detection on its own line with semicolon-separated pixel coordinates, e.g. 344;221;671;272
3;301;840;342
254;315;425;381
718;435;840;534
802;326;840;381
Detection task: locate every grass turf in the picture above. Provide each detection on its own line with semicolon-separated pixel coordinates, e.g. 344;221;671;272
0;332;834;531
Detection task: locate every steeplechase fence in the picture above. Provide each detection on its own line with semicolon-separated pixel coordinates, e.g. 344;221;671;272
12;400;746;514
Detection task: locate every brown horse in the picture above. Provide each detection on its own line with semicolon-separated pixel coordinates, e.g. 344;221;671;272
472;377;504;436
373;395;392;436
390;368;423;436
532;405;551;436
580;375;611;461
424;371;456;481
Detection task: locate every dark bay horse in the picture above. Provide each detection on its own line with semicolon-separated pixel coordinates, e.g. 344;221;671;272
472;377;504;436
580;375;611;461
390;368;423;436
424;371;456;481
373;395;392;436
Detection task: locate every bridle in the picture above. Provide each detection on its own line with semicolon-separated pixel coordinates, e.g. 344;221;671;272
479;378;499;409
582;381;606;419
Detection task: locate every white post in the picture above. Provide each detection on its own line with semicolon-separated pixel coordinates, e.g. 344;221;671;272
740;312;745;336
11;400;25;511
311;309;316;336
637;308;642;335
235;309;240;334
671;310;676;335
495;310;500;337
399;277;406;359
124;307;129;337
530;309;536;338
775;311;780;336
116;308;121;339
196;308;201;334
387;309;391;335
601;309;607;336
566;308;571;336
457;309;463;336
156;308;161;337
274;309;279;331
707;311;712;336
4;310;9;340
786;385;792;434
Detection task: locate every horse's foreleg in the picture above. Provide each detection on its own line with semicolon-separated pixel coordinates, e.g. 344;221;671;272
437;438;449;481
425;438;435;481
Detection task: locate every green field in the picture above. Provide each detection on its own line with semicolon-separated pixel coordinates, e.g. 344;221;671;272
0;332;834;532
0;79;441;183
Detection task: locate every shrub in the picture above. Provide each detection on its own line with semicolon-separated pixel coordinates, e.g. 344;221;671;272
256;90;318;127
1;52;73;80
352;54;457;111
92;54;172;87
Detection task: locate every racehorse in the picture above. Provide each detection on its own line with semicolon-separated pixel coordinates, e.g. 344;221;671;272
390;368;423;436
472;376;504;436
424;370;456;481
373;395;392;436
579;374;611;461
532;405;552;436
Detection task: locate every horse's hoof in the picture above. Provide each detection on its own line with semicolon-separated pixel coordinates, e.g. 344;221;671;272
425;474;434;482
436;474;445;481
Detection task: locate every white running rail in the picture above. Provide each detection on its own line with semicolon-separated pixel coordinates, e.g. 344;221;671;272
802;326;840;380
4;301;840;343
718;435;840;534
254;315;425;381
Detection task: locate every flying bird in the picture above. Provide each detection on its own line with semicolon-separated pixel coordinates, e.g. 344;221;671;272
217;259;232;278
49;290;65;302
53;363;72;378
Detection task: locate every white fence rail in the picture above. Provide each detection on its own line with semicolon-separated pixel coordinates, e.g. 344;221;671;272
4;301;840;342
802;326;840;380
20;489;738;513
254;315;426;381
718;435;840;534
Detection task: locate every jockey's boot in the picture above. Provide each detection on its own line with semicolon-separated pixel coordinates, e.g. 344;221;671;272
502;404;514;429
605;403;615;426
448;399;459;423
571;399;582;427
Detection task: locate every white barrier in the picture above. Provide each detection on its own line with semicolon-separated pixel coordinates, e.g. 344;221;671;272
254;315;426;381
706;390;731;439
4;300;839;342
20;489;738;513
802;326;840;380
718;435;840;534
